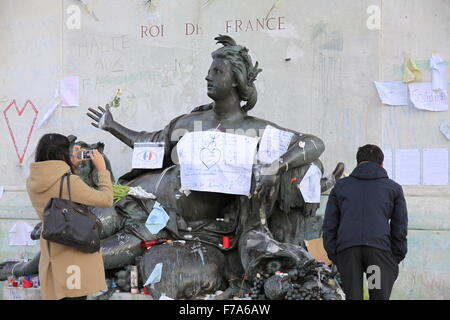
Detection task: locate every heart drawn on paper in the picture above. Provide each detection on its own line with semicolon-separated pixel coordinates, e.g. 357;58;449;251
3;100;39;163
200;147;221;169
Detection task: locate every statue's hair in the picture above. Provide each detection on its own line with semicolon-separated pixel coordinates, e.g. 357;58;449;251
212;35;262;112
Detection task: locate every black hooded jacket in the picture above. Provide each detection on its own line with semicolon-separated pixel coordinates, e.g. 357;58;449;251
323;161;408;263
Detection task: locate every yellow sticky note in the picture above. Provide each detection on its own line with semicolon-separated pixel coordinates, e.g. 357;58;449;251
403;57;421;83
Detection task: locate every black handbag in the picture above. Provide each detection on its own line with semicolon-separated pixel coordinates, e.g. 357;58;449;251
42;171;102;253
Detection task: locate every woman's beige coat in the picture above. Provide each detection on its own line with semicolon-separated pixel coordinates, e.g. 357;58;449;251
26;160;113;300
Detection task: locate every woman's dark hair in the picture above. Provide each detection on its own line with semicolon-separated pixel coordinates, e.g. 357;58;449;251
356;144;384;165
35;133;75;173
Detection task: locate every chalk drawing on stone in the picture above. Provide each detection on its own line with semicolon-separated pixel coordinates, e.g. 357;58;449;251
2;100;39;163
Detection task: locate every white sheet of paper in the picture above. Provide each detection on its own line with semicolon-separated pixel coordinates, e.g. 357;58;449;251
132;142;165;169
430;55;448;95
374;81;409;106
298;164;322;203
8;222;36;246
144;262;163;286
38;86;60;128
60;77;80;107
0;186;4;199
382;149;393;179
394;149;421;185
37;102;58;128
409;82;448;112
440;120;450;140
422;149;449;185
177;131;258;195
257;125;294;164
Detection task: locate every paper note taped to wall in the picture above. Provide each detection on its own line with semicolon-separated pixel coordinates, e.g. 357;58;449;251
409;82;448;111
38;86;60;128
9;222;35;246
430;55;448;96
60;77;80;107
423;149;449;185
440;121;450;140
177;131;258;195
374;81;409;106
257;125;294;164
132;142;165;169
394;149;421;185
37;102;58;128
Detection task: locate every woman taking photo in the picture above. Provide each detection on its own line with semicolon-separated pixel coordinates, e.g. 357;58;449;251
26;133;113;300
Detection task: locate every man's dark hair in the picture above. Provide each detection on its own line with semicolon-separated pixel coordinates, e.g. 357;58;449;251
356;144;384;165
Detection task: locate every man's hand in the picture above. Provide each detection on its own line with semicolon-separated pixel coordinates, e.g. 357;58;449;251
87;104;114;130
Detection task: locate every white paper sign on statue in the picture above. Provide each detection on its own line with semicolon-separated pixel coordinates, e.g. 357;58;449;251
132;142;165;169
177;131;258;196
257;125;294;165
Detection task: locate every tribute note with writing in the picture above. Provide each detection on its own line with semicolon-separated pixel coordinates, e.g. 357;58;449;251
409;82;448;112
177;131;258;195
257;125;294;165
423;149;448;185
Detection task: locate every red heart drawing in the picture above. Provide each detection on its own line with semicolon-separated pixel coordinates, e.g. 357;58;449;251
3;100;39;163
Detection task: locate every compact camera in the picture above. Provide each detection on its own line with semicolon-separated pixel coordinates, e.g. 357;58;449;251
77;149;92;160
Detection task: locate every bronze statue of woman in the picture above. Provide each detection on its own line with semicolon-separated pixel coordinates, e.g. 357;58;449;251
1;35;344;300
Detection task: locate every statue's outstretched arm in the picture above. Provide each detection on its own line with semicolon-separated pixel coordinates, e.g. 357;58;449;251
256;132;325;201
261;133;325;176
87;105;141;148
87;104;176;150
279;133;325;172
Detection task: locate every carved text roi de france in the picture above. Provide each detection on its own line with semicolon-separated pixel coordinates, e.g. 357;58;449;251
140;17;286;38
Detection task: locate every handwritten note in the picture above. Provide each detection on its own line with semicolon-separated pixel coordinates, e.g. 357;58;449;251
394;149;421;185
430;55;448;95
177;131;258;195
132;142;165;169
59;77;80;107
298;164;322;203
422;149;448;185
409;82;448;112
257;125;294;164
374;81;409;106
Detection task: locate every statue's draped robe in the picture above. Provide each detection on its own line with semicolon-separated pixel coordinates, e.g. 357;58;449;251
114;110;323;277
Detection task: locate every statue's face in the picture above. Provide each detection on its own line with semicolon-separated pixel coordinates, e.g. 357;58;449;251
205;57;237;100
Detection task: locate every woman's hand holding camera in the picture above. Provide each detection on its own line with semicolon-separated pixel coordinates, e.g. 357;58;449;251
90;149;107;171
71;147;106;171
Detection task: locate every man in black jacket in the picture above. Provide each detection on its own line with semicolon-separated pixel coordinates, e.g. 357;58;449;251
323;144;408;300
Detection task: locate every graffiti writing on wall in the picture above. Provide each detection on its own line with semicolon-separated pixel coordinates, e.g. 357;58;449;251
2;100;39;163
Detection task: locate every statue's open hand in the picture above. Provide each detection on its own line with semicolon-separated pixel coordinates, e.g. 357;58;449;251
87;104;114;130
